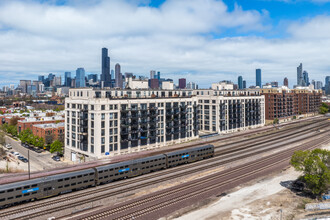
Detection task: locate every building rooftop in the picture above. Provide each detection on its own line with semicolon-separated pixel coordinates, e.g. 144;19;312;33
19;115;64;123
33;122;64;129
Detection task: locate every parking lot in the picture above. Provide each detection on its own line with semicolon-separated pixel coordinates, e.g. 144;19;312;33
3;135;67;171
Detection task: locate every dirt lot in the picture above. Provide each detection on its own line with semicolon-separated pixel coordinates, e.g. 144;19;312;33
171;145;330;220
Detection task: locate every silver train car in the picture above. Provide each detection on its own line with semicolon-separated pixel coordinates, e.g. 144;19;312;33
0;144;214;208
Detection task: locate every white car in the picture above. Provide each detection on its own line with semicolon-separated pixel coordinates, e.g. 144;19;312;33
5;144;12;150
13;152;20;156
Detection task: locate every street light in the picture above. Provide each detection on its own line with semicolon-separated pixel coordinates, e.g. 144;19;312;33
28;149;30;179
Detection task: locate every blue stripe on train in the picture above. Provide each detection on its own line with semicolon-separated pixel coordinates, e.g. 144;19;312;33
119;168;130;173
22;187;39;194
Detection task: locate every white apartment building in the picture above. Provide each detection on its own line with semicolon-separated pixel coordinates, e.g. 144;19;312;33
65;88;265;162
65;88;199;162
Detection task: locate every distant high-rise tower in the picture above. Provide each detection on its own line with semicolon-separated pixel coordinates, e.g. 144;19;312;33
150;70;156;79
326;76;330;86
111;69;115;80
101;48;111;87
325;76;330;95
243;80;246;89
297;63;303;86
76;68;85;88
157;71;160;80
238;76;243;89
115;63;123;88
303;71;309;86
283;77;288;87
88;74;98;82
256;69;261;87
178;78;186;89
64;72;71;87
38;75;45;83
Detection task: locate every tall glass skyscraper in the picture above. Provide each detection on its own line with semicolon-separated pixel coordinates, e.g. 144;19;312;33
303;71;309;86
38;75;44;83
64;72;71;87
101;48;111;87
76;68;85;88
238;76;243;89
297;63;303;86
256;69;261;87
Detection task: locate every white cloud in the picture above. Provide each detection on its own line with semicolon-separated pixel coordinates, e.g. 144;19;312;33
0;0;328;88
288;15;330;39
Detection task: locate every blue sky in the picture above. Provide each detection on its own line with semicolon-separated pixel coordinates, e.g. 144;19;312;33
0;0;329;88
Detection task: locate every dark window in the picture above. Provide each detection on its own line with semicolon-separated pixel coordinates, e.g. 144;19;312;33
16;195;22;198
7;189;14;192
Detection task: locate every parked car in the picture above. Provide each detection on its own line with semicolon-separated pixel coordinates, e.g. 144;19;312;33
52;155;61;162
21;158;28;163
18;156;24;161
5;144;12;150
13;152;20;156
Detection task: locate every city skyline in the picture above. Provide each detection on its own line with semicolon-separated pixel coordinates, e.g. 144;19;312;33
0;0;330;87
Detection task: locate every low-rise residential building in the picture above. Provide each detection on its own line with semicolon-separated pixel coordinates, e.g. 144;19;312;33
32;122;65;141
162;81;174;90
211;81;234;90
17;116;65;133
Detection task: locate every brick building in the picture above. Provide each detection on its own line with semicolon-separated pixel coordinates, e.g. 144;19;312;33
260;87;321;122
32;122;64;141
17;116;64;133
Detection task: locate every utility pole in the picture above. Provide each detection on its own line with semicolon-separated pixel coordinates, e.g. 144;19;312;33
28;149;30;179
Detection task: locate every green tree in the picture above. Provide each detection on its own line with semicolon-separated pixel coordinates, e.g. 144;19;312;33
273;118;279;124
50;140;63;156
319;103;329;114
36;137;45;148
290;149;330;195
7;125;17;137
0;132;5;146
19;129;32;143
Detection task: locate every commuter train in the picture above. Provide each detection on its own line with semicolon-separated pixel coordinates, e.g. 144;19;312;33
0;145;214;208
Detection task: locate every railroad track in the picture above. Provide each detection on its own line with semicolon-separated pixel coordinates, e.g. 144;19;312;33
214;120;329;154
2;120;326;218
1;117;322;186
145;117;326;155
77;135;330;220
5;122;330;220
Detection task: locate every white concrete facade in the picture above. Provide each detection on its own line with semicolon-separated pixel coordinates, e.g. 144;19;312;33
64;88;265;162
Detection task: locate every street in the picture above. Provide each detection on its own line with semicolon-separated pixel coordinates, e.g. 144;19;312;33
4;135;65;171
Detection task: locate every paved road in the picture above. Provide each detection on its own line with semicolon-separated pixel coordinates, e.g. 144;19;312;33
5;136;64;171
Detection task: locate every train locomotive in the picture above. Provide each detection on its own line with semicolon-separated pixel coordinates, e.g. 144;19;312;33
0;144;214;208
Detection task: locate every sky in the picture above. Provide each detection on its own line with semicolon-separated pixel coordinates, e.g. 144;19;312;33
0;0;330;88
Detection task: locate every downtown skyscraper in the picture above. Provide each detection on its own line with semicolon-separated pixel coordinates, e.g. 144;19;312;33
256;69;261;87
76;68;85;88
101;48;111;88
115;63;123;88
297;63;304;86
238;76;243;89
